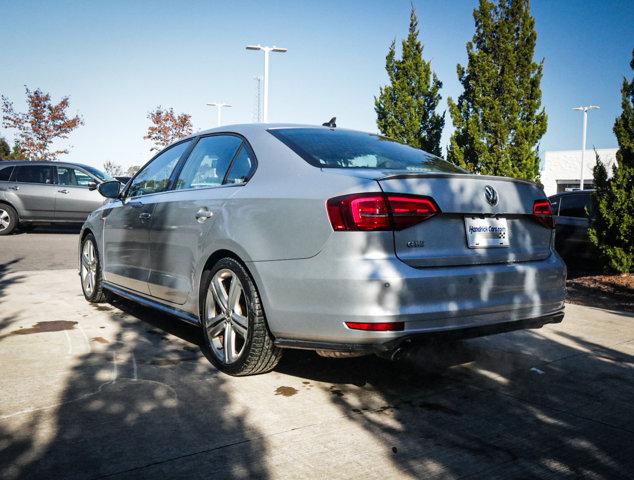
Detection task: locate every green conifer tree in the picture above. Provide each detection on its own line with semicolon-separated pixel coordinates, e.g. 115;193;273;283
588;49;634;273
375;7;444;157
447;0;547;180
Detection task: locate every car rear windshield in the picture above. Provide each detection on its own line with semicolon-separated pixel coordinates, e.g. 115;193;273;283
269;128;466;173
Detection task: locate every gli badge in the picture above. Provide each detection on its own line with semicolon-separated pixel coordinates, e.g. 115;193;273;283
484;185;498;206
406;240;425;248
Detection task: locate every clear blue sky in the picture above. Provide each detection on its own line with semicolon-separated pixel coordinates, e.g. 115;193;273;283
1;0;632;170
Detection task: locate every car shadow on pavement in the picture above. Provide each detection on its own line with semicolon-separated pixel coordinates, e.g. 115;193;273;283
0;295;271;480
275;330;634;479
13;225;82;235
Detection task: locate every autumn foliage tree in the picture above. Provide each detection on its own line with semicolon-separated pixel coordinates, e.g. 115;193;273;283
144;107;193;151
1;87;84;160
103;160;124;177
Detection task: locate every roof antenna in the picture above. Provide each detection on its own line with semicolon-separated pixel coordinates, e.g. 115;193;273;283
322;117;336;128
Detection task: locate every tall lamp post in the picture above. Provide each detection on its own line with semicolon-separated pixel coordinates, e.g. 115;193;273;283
246;44;287;122
572;105;600;190
207;102;232;127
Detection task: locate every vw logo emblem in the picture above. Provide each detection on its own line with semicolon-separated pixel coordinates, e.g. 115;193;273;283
484;185;498;206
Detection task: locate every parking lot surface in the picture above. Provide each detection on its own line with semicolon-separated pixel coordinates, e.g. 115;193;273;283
1;234;633;479
0;226;79;272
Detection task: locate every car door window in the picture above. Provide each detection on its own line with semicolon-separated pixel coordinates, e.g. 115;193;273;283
57;167;95;187
11;165;55;184
128;140;191;198
559;194;590;218
225;144;256;184
174;135;242;190
0;166;13;181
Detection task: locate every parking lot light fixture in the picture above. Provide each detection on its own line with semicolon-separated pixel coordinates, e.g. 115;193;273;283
572;105;600;190
207;102;232;127
245;44;288;122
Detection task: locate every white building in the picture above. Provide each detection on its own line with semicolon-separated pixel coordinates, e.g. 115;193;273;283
540;148;618;196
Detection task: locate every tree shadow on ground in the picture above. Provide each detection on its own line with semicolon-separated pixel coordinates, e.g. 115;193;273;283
0;259;24;332
0;259;23;297
276;328;634;479
0;296;270;480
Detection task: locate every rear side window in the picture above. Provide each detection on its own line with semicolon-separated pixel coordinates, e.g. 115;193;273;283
269;128;465;173
11;165;55;184
174;135;242;190
0;166;13;181
225;145;255;184
58;167;95;187
559;194;592;218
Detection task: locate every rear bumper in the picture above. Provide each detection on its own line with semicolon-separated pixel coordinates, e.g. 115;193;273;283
275;311;564;353
250;250;567;346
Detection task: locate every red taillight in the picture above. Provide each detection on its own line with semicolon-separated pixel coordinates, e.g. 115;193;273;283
345;321;405;331
388;195;439;230
533;199;555;229
327;193;439;231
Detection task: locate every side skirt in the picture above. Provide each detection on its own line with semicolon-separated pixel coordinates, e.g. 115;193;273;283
103;282;200;326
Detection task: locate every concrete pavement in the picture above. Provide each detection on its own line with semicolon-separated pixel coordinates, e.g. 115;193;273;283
0;227;80;272
1;268;633;479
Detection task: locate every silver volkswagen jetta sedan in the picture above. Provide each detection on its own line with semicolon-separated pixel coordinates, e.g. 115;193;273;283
79;124;566;376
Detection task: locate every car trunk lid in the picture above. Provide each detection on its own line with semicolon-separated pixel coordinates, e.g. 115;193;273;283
377;173;553;268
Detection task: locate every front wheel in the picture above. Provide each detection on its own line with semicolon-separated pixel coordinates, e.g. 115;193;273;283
201;257;282;376
0;204;18;235
80;233;109;303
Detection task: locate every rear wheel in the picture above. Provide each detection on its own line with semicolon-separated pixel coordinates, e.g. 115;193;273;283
80;233;109;303
0;204;18;235
201;257;282;376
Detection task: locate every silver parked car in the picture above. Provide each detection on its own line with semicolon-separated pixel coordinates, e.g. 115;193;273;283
0;161;114;234
79;124;566;376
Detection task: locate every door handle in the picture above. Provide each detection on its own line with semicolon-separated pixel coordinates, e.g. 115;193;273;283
58;189;69;194
9;186;19;191
139;212;152;221
195;207;213;222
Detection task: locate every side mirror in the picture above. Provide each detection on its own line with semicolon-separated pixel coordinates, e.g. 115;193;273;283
88;181;98;191
97;180;121;199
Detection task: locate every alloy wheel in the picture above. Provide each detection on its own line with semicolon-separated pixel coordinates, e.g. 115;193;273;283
81;239;97;296
0;209;9;232
204;269;249;364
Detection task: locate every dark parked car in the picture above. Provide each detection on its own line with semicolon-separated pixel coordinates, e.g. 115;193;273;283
0;161;114;235
549;190;594;263
115;176;131;185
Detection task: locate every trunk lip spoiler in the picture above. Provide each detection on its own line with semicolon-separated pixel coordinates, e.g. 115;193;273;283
377;172;540;187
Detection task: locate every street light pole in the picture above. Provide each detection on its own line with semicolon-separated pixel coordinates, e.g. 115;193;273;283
246;44;287;122
206;102;232;127
572;105;599;190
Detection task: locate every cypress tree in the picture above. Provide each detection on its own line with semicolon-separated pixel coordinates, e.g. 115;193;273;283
588;49;634;273
447;0;547;180
375;7;444;157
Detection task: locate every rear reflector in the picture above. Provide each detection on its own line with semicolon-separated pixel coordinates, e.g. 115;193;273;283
345;321;405;331
327;193;440;231
532;199;555;229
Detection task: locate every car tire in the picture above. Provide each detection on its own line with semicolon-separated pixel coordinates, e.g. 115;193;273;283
200;257;282;376
0;204;18;236
80;233;109;303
